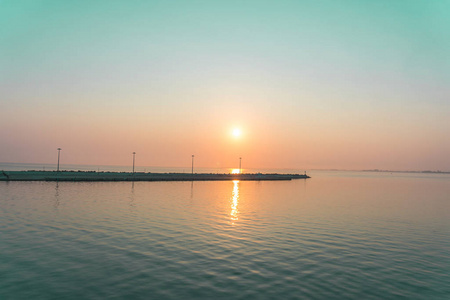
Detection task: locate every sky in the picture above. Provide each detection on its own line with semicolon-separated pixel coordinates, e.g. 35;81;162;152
1;0;449;171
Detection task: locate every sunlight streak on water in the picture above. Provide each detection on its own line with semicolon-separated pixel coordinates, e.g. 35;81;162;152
230;180;239;223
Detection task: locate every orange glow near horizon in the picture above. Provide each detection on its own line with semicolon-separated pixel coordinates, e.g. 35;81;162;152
1;107;448;171
231;169;241;174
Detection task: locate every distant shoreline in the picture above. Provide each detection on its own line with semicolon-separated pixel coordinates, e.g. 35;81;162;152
306;169;450;174
359;169;450;174
0;171;310;182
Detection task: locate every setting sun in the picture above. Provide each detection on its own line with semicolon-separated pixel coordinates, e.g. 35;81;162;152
232;128;241;137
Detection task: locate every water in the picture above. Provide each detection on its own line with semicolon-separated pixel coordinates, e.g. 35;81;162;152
1;170;449;299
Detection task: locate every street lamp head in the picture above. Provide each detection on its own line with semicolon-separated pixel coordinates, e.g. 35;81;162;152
133;152;136;155
57;148;62;151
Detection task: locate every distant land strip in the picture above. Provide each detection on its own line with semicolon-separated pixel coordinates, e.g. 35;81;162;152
0;171;310;182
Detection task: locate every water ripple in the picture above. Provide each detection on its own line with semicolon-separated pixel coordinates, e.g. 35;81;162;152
1;178;449;299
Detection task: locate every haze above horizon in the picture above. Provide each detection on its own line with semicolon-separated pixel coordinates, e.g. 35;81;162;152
1;1;449;171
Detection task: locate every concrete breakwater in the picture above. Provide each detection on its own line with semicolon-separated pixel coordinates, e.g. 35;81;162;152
0;171;310;182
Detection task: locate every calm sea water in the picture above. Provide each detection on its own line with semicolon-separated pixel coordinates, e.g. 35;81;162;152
1;170;449;299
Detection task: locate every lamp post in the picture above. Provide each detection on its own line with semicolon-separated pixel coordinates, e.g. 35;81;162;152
57;148;62;172
191;155;194;175
239;157;242;174
132;152;136;174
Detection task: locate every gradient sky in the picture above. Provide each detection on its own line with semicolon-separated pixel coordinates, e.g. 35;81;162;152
1;0;449;170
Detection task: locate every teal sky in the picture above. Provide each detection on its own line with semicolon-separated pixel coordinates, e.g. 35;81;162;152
1;1;449;170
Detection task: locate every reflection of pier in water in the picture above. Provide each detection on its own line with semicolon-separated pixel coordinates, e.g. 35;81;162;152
128;181;135;208
53;182;60;209
230;180;239;223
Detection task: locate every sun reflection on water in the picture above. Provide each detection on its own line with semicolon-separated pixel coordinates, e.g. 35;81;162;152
230;180;239;223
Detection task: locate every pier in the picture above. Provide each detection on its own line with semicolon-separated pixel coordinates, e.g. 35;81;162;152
0;171;310;182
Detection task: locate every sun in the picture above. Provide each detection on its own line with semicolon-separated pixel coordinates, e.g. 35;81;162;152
232;128;241;137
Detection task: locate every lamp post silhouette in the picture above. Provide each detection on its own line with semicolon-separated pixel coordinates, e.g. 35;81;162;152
57;148;62;172
132;152;136;174
239;157;242;174
191;155;194;175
